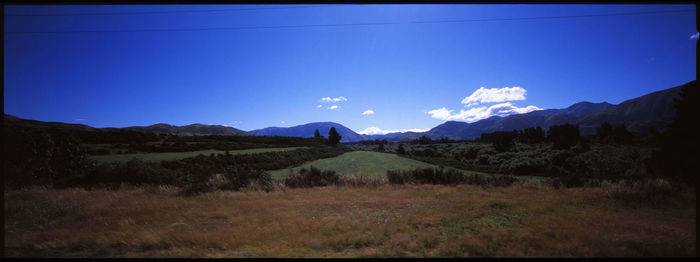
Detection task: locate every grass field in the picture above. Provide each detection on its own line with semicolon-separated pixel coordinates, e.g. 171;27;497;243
267;151;485;180
88;147;308;164
4;184;695;258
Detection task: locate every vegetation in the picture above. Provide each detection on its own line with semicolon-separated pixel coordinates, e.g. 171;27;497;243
88;147;307;164
326;127;342;147
267;151;457;180
547;123;580;150
284;166;340;188
5;183;694;258
647;81;698;185
387;168;517;187
3;126;94;188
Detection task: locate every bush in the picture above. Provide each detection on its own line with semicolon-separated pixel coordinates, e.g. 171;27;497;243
493;137;515;152
387;168;516;187
396;144;406;155
79;160;180;189
463;147;479;160
284;166;340;188
548;124;580;150
338;175;385;187
178;167;274;196
602;179;676;204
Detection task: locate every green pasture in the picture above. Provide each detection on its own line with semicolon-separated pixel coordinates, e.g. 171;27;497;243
88;147;307;164
268;151;487;180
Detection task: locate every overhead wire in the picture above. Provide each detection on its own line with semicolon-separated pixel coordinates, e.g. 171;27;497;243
5;8;695;35
4;4;348;17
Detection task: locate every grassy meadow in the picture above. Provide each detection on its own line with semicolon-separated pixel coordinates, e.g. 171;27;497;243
268;151;485;180
87;147;308;164
4;183;695;258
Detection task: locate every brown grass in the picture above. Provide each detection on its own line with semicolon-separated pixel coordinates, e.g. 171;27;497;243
4;184;695;258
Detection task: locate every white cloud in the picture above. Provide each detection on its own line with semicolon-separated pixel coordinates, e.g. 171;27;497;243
328;105;340;110
74;118;87;121
316;104;322;108
461;86;527;106
281;120;285;124
691;32;699;39
358;126;431;135
362;109;375;115
321;96;347;103
427;102;542;122
402;128;431;133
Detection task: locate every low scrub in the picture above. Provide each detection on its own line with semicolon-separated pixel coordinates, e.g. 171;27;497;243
179;167;274;197
338;175;386;188
387;168;516;187
284;166;340;188
601;178;677;204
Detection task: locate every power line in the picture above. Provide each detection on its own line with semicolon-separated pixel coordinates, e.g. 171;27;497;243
4;5;347;17
5;8;695;35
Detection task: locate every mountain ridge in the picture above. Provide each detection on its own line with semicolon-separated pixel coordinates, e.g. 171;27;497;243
4;81;693;141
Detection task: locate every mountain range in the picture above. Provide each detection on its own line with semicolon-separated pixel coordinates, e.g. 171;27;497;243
121;123;253;136
4;81;693;142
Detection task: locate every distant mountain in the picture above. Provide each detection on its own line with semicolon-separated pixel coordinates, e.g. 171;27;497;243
391;81;692;141
122;123;254;136
3;115;254;136
526;101;615;117
577;82;687;134
250;122;366;142
3;114;97;131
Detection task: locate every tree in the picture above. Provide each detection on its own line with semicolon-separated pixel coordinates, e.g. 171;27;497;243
493;136;515;152
327;127;341;147
647;81;698;185
416;135;432;145
377;143;385;152
396;144;406;155
548;123;580;150
612;125;632;144
314;129;322;139
596;122;614;138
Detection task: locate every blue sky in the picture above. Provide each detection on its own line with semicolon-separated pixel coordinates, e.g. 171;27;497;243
4;4;697;134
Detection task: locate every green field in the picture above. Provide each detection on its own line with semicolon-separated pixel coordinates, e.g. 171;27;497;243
88;147;308;164
268;151;486;180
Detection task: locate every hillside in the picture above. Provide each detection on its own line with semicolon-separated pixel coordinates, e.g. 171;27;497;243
3;115;254;136
577;82;687;134
3;114;97;131
391;81;691;141
122;123;254;136
250;122;366;142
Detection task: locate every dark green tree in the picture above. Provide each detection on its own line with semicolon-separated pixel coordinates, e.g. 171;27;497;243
314;129;321;138
396;144;406;155
377;143;385;152
548;123;580;150
327;127;341;147
647;81;698;185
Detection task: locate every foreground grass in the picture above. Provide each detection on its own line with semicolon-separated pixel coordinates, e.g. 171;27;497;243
88;147;307;164
4;184;695;258
268;151;484;180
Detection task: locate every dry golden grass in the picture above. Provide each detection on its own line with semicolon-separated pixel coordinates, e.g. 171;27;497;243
4;183;695;258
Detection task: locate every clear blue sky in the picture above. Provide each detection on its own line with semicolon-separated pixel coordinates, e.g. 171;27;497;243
4;4;697;134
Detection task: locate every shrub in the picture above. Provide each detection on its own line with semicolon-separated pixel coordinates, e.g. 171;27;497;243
396;144;406;155
548;124;580;150
602;179;676;204
178;167;273;196
463;147;479;160
338;175;385;187
493;137;515;153
284;166;340;188
387;168;516;187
